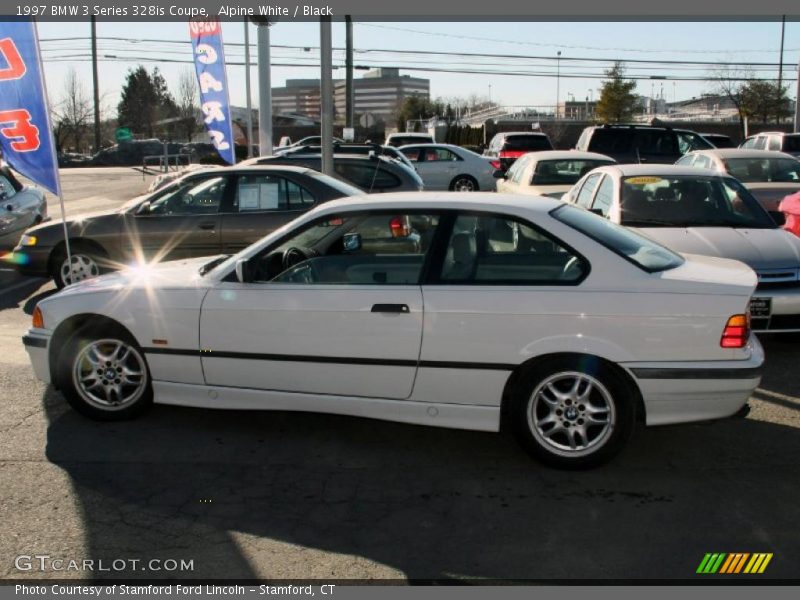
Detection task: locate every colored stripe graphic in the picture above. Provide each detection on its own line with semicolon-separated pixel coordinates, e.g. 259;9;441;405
697;553;727;573
744;553;773;574
699;553;772;574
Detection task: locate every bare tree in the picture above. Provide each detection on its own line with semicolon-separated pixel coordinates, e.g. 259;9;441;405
708;64;751;137
53;68;93;153
176;69;199;142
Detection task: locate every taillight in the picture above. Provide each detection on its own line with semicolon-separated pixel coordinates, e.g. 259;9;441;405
32;306;44;329
499;150;525;159
389;216;410;238
720;314;749;348
489;160;502;170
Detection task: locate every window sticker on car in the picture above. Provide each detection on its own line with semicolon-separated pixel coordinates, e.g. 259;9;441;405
626;176;663;185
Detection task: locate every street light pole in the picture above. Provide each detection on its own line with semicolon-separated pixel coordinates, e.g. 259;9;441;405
320;16;334;176
556;51;561;119
794;57;800;133
255;20;273;156
244;20;253;157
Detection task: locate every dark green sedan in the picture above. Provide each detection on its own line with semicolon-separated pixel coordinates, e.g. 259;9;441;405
12;165;363;287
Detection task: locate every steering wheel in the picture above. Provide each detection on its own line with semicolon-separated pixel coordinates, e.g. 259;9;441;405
282;246;309;271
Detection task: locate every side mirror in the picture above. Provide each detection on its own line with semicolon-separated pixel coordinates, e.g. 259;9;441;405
136;201;152;215
235;258;252;283
493;169;506;179
343;233;362;252
5;203;13;211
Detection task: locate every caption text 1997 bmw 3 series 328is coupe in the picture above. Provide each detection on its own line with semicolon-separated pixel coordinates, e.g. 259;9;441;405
23;193;763;468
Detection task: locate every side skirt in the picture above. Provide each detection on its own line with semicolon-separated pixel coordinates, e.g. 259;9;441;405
152;381;501;432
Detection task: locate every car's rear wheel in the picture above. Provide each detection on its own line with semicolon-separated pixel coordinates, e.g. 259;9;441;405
450;175;478;192
52;244;105;288
57;328;153;421
510;357;635;469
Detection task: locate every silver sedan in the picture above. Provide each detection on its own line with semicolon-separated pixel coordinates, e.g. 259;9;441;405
0;166;47;249
398;143;497;191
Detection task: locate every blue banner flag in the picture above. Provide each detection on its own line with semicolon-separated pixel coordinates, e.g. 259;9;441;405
0;19;60;195
189;19;236;165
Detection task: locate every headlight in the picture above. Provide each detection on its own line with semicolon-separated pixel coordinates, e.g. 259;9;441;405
18;234;37;246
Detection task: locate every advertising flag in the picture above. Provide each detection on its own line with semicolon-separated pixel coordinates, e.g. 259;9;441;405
0;19;61;195
189;19;236;165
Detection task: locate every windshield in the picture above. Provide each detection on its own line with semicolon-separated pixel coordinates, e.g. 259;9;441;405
532;159;615;186
551;204;684;273
504;135;552;151
619;175;775;229
723;157;800;183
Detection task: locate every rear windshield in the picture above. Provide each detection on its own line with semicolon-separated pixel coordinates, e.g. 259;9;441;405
309;172;365;197
503;135;553;152
388;136;433;147
587;129;634;153
782;135;800;152
723;157;800;183
551;204;684;273
532;159;615;186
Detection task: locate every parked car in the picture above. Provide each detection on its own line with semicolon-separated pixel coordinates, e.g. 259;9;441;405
276;142;416;172
398;143;497;191
740;131;800;157
0;165;47;250
11;166;363;288
563;164;800;333
23;192;763;468
242;153;424;194
496;151;615;199
384;132;434;147
484;132;553;171
700;133;736;149
676;148;800;221
574;124;713;164
273;136;345;153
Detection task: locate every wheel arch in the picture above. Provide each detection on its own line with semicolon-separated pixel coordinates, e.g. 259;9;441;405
499;352;646;429
47;238;110;277
48;313;140;387
449;173;479;191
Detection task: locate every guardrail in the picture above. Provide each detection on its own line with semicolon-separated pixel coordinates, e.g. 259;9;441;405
142;152;193;177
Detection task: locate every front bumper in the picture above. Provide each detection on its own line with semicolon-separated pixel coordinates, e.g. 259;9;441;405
6;245;52;276
624;336;764;426
22;329;52;384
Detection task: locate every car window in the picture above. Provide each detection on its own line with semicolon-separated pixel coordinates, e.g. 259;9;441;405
588;129;634;153
591;175;614;217
438;214;587;285
424;148;460;162
575;173;602;208
636;130;678;156
0;175;17;200
723;157;800;183
508;155;532;184
503;135;552;152
618;174;775;228
575;128;591;151
531;159;615;186
233;174;315;213
782;135;800;152
261;212;440;285
334;162;402;191
400;147;422;162
676;131;713;154
752;136;767;150
147;175;227;216
552;204;684;273
768;136;781;151
675;155;695;167
694;155;712;169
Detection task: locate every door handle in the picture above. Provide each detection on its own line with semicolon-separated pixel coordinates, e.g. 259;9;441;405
198;223;216;230
371;304;410;313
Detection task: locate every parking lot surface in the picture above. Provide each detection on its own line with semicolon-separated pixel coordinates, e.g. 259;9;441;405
0;168;798;581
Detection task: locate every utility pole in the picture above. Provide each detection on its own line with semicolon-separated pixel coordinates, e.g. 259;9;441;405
345;15;354;129
254;19;273;156
778;15;786;124
320;16;334;175
244;20;254;157
555;51;561;120
794;57;800;133
90;16;101;152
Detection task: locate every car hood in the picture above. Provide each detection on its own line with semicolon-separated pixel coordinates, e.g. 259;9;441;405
635;226;800;272
53;255;216;298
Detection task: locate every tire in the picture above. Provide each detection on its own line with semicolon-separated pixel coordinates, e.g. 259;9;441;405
450;175;479;192
51;244;106;289
56;326;153;421
510;356;635;469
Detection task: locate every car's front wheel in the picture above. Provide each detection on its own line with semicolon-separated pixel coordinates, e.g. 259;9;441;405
57;329;153;421
450;175;478;192
52;244;105;288
510;357;635;469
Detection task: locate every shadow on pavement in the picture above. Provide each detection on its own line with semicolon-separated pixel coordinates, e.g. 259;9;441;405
42;366;800;582
0;277;50;312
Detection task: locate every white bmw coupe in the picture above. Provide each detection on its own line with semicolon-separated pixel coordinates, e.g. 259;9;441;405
24;193;763;468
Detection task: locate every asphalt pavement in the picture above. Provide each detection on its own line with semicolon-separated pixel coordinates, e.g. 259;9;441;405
0;168;798;582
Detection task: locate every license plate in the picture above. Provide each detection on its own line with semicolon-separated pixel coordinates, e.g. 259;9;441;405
749;297;772;318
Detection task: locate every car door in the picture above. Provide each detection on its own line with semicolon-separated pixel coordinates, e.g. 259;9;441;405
635;129;680;163
123;173;227;262
413;147;458;190
199;210;442;399
220;172;317;253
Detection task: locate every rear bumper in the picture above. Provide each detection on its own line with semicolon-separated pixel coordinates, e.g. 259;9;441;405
23;330;52;384
623;337;764;426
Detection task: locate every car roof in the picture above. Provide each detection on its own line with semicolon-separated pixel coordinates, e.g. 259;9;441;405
314;191;563;215
520;150;615;162
587;123;696;133
387;132;432;138
496;131;548;137
691;148;798;160
196;164;317;175
241;154;394;165
600;164;721;178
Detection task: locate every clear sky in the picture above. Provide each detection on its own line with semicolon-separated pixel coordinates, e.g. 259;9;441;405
36;19;800;116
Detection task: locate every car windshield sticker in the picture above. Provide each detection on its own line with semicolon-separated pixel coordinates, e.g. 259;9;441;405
626;176;664;185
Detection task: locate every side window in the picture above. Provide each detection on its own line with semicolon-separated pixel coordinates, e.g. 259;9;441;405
268;213;440;285
575;173;602;208
234;175;315;212
401;147;422;162
334;163;401;190
638;130;678;156
147;176;227;216
741;137;756;149
768;136;781;151
439;214;587;285
677;131;711;154
753;136;767;150
424;148;459;162
510;156;531;184
675;155;695;167
591;176;614;217
0;175;17;199
694;155;712;169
